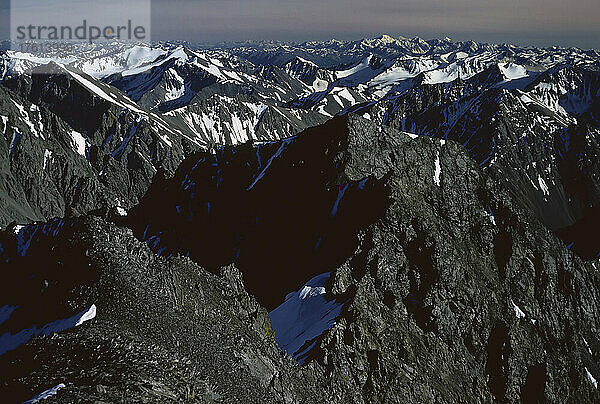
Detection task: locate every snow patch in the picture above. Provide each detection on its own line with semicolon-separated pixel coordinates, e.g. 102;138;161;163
163;68;185;102
120;48;182;77
423;68;457;84
335;87;356;105
0;305;17;326
269;273;343;364
538;176;549;196
0;304;97;356
331;183;349;216
23;383;66;403
9;128;22;155
299;285;326;300
13;224;37;256
512;301;526;319
336;55;372;79
499;63;528;81
70;131;87;157
247;138;294;190
312;78;328;92
586;367;598;389
75;304;97;326
43;149;53;169
583;337;593;355
488;208;496;226
434;152;442;186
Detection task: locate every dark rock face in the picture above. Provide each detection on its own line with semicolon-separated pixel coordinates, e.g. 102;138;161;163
366;65;600;232
0;58;330;230
105;55;219;112
284;56;335;87
0;84;108;227
0;216;362;402
0;64;197;228
126;117;390;310
310;115;600;403
2;116;596;402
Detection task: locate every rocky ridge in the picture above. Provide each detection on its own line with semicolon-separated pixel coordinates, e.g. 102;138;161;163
0;115;598;402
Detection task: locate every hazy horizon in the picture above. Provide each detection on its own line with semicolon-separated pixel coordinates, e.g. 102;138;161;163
0;0;598;50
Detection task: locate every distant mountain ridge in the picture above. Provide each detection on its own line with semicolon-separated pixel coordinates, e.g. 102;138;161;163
0;34;598;252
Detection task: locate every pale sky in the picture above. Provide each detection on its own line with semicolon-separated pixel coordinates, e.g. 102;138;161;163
0;0;599;49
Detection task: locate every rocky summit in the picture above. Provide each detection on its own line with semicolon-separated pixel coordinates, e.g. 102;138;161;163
0;35;599;403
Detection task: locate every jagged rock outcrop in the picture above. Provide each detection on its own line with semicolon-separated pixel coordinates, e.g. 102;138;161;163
0;216;365;403
0;84;116;227
126;117;389;310
315;116;600;402
366;64;600;232
7;114;587;402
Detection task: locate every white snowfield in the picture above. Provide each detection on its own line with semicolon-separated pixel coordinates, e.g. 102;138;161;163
70;130;87;157
512;301;526;319
336;55;374;79
269;273;343;363
23;383;66;403
0;304;97;356
3;45;168;79
499;62;529;82
434;151;442;186
586;367;598;389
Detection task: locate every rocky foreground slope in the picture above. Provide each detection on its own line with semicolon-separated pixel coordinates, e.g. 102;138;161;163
1;115;599;402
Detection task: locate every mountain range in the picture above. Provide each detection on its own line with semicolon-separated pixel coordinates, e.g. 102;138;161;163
0;35;599;402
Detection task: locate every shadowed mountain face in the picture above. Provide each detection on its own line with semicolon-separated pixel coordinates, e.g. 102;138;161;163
0;36;599;402
1;39;599;244
125;117;391;309
0;114;599;403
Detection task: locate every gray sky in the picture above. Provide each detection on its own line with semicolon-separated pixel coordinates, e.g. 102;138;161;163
1;0;599;49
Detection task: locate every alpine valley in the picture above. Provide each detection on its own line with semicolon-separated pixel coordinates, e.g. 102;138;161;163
0;34;599;402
